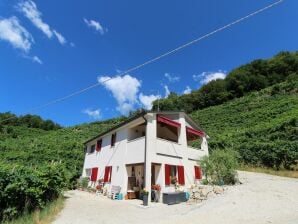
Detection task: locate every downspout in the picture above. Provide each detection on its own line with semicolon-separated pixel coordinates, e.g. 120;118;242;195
142;114;148;187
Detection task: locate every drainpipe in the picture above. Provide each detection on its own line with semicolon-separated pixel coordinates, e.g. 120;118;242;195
142;114;148;187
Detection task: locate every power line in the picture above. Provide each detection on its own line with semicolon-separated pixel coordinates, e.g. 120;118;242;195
0;0;284;124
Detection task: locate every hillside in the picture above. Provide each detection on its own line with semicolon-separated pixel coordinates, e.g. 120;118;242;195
0;67;297;222
1;79;297;173
0;116;126;179
152;51;298;113
191;79;298;169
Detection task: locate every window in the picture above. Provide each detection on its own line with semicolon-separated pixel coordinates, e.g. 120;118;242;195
170;166;177;183
90;144;95;153
104;166;112;183
111;133;116;147
165;164;185;185
156;115;180;143
194;166;202;179
96;139;102;152
186;127;205;148
127;123;146;141
85;168;91;177
90;167;98;182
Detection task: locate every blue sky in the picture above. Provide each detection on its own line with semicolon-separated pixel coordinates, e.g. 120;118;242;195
0;0;297;126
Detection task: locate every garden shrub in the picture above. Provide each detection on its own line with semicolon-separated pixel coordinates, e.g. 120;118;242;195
0;164;68;221
200;150;239;185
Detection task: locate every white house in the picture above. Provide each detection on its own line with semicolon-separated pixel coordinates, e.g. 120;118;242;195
82;111;208;202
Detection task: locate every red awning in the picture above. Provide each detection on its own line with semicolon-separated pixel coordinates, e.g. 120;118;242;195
157;115;181;128
186;126;205;138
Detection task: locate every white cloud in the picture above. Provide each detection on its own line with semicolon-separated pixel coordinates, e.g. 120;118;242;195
18;0;67;45
139;93;160;110
84;18;105;35
98;75;141;115
18;0;52;38
164;73;180;83
0;16;33;52
192;74;201;82
83;108;101;119
193;70;227;84
183;86;192;94
32;55;42;64
164;85;170;98
200;71;227;84
53;30;66;45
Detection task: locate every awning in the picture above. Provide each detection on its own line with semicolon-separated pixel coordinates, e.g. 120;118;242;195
157;115;181;128
186;126;205;138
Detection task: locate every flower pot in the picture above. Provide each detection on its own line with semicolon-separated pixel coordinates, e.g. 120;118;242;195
143;194;149;206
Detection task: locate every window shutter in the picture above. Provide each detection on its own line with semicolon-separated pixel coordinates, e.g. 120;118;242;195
177;166;185;185
104;166;109;182
109;166;112;182
91;167;98;182
165;164;171;185
96;139;102;152
194;166;202;179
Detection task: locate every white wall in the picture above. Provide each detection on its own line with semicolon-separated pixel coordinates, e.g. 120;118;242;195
82;112;209;197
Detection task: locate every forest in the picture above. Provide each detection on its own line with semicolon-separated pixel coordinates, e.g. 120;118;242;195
152;51;298;113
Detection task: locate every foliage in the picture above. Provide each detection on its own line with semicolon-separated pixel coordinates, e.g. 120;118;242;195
0;164;67;221
200;150;239;185
152;51;298;113
3;196;65;224
0;113;61;131
79;177;89;188
0;50;297;221
192;79;298;170
0;117;125;222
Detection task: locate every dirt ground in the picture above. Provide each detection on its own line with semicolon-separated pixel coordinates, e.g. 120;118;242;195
53;171;298;224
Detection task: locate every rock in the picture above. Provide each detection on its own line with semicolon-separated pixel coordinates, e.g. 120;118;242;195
213;186;224;194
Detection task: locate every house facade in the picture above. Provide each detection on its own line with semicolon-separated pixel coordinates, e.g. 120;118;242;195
82;111;208;202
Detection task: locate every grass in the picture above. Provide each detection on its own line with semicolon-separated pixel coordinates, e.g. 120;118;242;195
239;165;298;178
3;197;65;224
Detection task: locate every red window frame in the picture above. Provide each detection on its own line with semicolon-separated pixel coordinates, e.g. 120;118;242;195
164;164;185;186
104;166;112;183
90;167;98;182
177;165;185;185
194;166;202;179
165;164;171;185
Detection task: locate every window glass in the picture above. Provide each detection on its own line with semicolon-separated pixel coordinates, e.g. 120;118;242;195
85;168;91;177
90;144;95;153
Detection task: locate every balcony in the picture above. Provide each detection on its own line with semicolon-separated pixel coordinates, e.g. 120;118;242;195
156;138;183;158
126;137;145;164
187;146;208;160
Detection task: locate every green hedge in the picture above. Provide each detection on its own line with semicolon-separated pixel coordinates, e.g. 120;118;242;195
0;164;68;221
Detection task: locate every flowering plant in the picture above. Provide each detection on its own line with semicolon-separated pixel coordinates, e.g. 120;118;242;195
152;184;161;191
171;176;177;184
141;188;149;195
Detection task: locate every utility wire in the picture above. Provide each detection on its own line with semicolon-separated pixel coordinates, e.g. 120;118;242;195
0;0;283;124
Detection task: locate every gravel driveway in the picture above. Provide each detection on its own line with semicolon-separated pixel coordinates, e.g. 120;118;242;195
53;171;298;224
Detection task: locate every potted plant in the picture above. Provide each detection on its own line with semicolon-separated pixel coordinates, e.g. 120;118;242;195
152;184;161;192
151;184;161;202
141;189;149;206
171;176;177;185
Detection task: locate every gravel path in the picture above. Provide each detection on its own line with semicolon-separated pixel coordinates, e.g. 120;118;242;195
53;171;298;224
